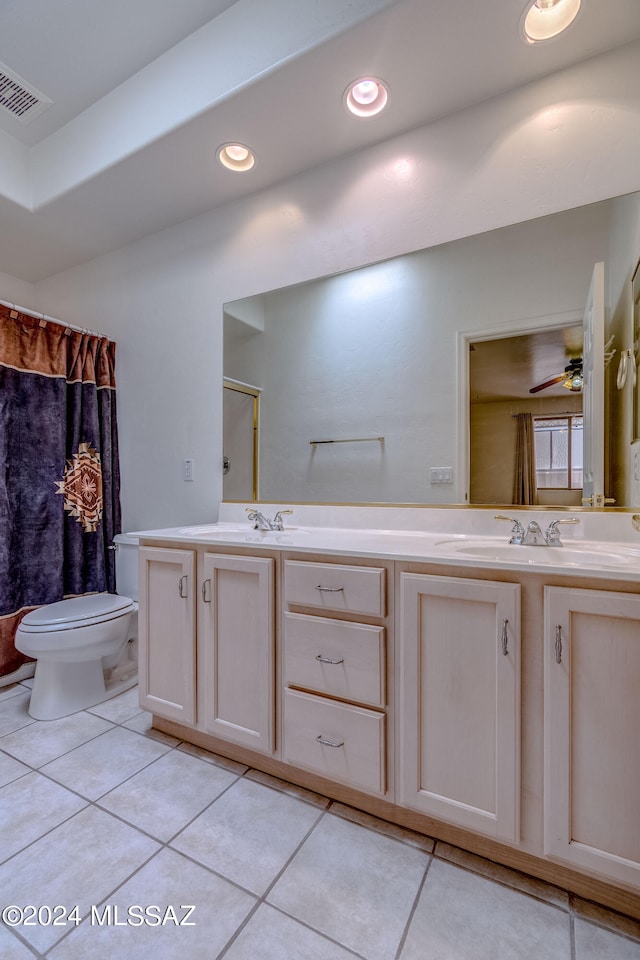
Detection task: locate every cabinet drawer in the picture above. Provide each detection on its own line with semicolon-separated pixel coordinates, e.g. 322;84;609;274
284;612;385;708
283;689;386;795
284;560;386;617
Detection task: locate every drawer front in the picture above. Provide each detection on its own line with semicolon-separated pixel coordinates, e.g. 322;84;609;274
283;689;386;795
284;560;386;617
284;612;385;708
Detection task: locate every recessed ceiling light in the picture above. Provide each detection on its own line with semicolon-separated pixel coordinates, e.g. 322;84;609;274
520;0;581;43
217;143;255;172
344;77;389;118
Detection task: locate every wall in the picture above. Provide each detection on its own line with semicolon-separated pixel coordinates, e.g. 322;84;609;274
225;203;611;504
0;272;36;310
31;42;640;530
471;396;583;505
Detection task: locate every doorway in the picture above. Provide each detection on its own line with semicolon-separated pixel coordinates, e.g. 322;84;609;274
223;379;260;501
466;324;584;506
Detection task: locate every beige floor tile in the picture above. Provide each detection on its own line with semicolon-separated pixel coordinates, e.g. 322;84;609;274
434;841;570;908
572;898;640;942
245;768;331;808
330;801;435;853
86;686;142;723
224;903;361;960
177;740;248;774
171;777;323;894
41;726;172;799
268;813;428;960
0;692;35;737
575;920;640;959
99;748;240;841
0;711;113;767
121;709;180;744
400;858;570;960
0;771;87;863
0;750;30;788
48;847;256;960
0;923;38;960
0;805;159;953
0;683;26;702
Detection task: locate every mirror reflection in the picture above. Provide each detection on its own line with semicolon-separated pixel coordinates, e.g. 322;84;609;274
224;191;640;508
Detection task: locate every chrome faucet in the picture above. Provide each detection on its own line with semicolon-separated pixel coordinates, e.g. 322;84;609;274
494;515;525;544
522;521;545;545
245;508;293;531
495;515;579;546
544;517;580;546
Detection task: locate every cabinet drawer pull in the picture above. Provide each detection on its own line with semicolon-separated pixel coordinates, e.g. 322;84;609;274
555;625;563;664
178;575;188;599
315;585;344;593
202;578;212;603
315;654;345;665
501;619;509;656
316;734;345;748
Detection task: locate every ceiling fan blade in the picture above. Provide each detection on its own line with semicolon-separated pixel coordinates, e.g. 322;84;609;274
529;373;567;394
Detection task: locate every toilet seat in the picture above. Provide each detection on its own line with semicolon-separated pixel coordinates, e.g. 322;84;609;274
19;594;135;633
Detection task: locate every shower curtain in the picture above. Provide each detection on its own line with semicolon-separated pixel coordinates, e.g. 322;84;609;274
0;305;121;679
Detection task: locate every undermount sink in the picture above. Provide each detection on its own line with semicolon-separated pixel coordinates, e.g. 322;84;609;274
437;538;639;567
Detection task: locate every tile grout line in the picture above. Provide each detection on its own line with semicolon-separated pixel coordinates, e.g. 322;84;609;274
214;806;365;960
393;853;434;960
3;696;640;955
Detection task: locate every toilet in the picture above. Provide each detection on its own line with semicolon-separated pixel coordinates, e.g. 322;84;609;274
15;534;139;720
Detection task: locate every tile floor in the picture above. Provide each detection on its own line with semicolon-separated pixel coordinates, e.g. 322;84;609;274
1;681;639;960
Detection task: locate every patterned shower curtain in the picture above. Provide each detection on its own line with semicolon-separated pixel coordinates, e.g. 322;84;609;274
0;305;121;678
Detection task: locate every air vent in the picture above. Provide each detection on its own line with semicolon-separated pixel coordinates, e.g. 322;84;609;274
0;63;52;124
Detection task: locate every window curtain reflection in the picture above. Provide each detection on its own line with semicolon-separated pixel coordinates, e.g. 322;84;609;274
512;412;538;505
0;305;121;679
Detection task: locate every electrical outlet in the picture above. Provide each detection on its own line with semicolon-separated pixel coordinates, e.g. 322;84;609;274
430;466;453;484
183;459;194;482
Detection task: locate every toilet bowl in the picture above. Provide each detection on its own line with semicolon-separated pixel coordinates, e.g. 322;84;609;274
15;534;139;720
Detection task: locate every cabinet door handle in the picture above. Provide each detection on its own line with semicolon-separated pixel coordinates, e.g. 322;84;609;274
178;575;188;599
316;734;344;748
315;585;344;593
315;654;345;665
555;625;563;664
202;578;212;603
501;619;509;656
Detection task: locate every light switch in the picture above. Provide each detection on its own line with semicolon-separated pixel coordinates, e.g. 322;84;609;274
430;466;453;484
183;459;194;482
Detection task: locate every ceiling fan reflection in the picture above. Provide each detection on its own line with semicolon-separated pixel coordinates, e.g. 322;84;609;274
529;357;583;394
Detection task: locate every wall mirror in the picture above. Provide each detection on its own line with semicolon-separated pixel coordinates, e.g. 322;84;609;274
224;190;640;509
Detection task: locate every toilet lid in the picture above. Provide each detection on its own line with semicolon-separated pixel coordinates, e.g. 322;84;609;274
21;593;134;629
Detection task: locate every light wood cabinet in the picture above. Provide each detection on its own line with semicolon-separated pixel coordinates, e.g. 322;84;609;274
282;558;389;796
138;545;275;754
139;537;640;913
398;572;521;842
138;545;196;724
544;586;640;888
199;552;275;754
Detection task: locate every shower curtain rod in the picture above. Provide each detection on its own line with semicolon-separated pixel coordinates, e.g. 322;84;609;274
0;298;111;341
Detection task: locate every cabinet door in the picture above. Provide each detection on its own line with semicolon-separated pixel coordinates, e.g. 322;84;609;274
398;573;520;842
138;546;196;724
544;586;640;887
200;553;274;754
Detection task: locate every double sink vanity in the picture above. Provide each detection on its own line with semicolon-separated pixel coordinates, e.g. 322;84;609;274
134;503;640;919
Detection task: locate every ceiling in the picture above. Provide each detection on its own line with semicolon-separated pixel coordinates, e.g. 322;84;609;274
469;326;585;402
1;0;640;282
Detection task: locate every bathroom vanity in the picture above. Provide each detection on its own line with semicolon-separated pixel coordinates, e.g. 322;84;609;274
134;506;640;920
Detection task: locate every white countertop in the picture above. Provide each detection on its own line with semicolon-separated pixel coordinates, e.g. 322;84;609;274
132;506;640;583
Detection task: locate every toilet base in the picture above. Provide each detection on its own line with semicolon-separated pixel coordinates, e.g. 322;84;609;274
28;658;138;721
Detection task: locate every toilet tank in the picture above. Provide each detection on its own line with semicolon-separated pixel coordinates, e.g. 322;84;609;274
113;534;139;600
